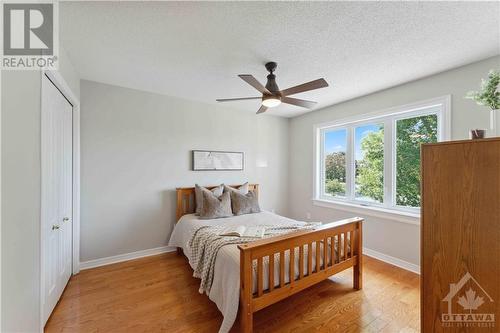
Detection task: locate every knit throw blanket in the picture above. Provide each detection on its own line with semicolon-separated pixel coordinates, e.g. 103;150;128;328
188;223;320;295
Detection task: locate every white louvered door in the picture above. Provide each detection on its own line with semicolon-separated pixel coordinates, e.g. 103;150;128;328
41;74;73;325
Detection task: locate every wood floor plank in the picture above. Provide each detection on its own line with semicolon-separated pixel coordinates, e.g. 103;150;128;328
45;253;419;333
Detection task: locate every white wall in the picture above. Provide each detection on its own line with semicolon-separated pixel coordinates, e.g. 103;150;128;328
1;48;80;332
288;56;500;268
59;45;81;101
79;80;289;262
1;70;42;333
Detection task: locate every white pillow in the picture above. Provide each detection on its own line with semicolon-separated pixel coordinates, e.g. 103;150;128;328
195;184;224;215
224;182;249;195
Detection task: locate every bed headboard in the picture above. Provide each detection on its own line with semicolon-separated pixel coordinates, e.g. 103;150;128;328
176;184;259;221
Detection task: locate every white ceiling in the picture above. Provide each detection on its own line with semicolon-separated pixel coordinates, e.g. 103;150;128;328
60;1;500;118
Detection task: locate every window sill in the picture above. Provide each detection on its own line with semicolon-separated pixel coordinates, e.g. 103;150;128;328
312;198;420;225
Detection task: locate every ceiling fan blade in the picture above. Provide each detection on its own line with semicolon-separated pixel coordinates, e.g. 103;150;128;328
216;97;261;102
238;75;271;94
256;105;268;114
281;78;329;96
281;97;317;109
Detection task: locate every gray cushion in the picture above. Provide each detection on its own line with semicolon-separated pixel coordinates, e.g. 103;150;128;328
223;182;249;195
195;184;223;215
230;190;261;216
199;191;232;219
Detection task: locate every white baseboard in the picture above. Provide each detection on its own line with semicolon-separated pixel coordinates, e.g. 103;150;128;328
363;247;420;275
80;246;176;270
79;245;419;275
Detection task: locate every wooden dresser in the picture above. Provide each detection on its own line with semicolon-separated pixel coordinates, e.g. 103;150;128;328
421;138;500;332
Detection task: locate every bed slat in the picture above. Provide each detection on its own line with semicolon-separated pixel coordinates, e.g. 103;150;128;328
307;242;312;276
348;231;352;258
323;237;328;268
257;257;263;297
330;236;335;266
289;247;295;286
279;251;285;288
269;254;275;292
299;245;304;279
315;241;320;272
344;232;348;261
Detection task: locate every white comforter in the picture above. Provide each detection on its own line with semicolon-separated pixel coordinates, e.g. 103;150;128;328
168;211;311;333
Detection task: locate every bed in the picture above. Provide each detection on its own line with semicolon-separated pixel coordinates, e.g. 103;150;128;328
169;184;363;333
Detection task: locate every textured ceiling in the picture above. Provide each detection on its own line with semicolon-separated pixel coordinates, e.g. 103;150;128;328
60;2;500;117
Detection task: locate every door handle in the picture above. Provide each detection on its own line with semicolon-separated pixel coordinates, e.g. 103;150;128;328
63;217;70;222
52;225;60;230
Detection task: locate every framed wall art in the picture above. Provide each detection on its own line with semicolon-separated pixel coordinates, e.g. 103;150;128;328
192;150;244;171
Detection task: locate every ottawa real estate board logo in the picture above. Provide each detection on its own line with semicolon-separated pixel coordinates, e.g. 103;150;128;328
1;2;58;70
442;272;495;328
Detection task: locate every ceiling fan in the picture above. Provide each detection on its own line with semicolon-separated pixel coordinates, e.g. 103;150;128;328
216;62;329;114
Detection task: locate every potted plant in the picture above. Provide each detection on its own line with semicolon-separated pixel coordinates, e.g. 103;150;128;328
466;69;500;138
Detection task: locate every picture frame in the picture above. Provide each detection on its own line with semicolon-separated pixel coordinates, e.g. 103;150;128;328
192;150;244;171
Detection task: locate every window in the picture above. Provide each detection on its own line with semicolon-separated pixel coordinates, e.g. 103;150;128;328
315;97;449;214
354;123;384;203
322;129;347;197
395;114;438;207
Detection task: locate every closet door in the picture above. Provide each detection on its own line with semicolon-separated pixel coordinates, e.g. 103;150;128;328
59;86;73;286
41;74;73;325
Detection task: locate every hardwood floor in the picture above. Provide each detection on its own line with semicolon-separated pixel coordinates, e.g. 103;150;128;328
45;253;419;333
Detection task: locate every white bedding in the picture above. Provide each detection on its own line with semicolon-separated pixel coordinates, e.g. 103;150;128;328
168;211;327;333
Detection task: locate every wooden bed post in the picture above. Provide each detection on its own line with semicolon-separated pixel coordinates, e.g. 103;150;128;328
353;220;363;290
240;249;253;333
176;189;184;222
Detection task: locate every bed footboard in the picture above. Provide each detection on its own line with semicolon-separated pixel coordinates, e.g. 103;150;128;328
237;217;363;333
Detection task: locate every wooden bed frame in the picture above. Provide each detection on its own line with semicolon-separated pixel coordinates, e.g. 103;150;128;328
176;184;363;333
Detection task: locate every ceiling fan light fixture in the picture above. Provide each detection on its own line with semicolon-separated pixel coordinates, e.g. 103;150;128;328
216;61;328;114
262;95;281;108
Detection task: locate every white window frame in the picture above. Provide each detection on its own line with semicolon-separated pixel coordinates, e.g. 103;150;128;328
313;96;451;224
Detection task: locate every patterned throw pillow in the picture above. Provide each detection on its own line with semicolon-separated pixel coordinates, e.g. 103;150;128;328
199;191;232;219
230;190;261;216
195;184;224;215
223;182;249;195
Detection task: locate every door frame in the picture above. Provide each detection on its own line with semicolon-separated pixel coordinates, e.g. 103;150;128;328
40;70;80;329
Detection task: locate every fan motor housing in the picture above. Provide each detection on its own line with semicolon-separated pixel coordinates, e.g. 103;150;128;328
264;62;280;94
265;74;280;94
